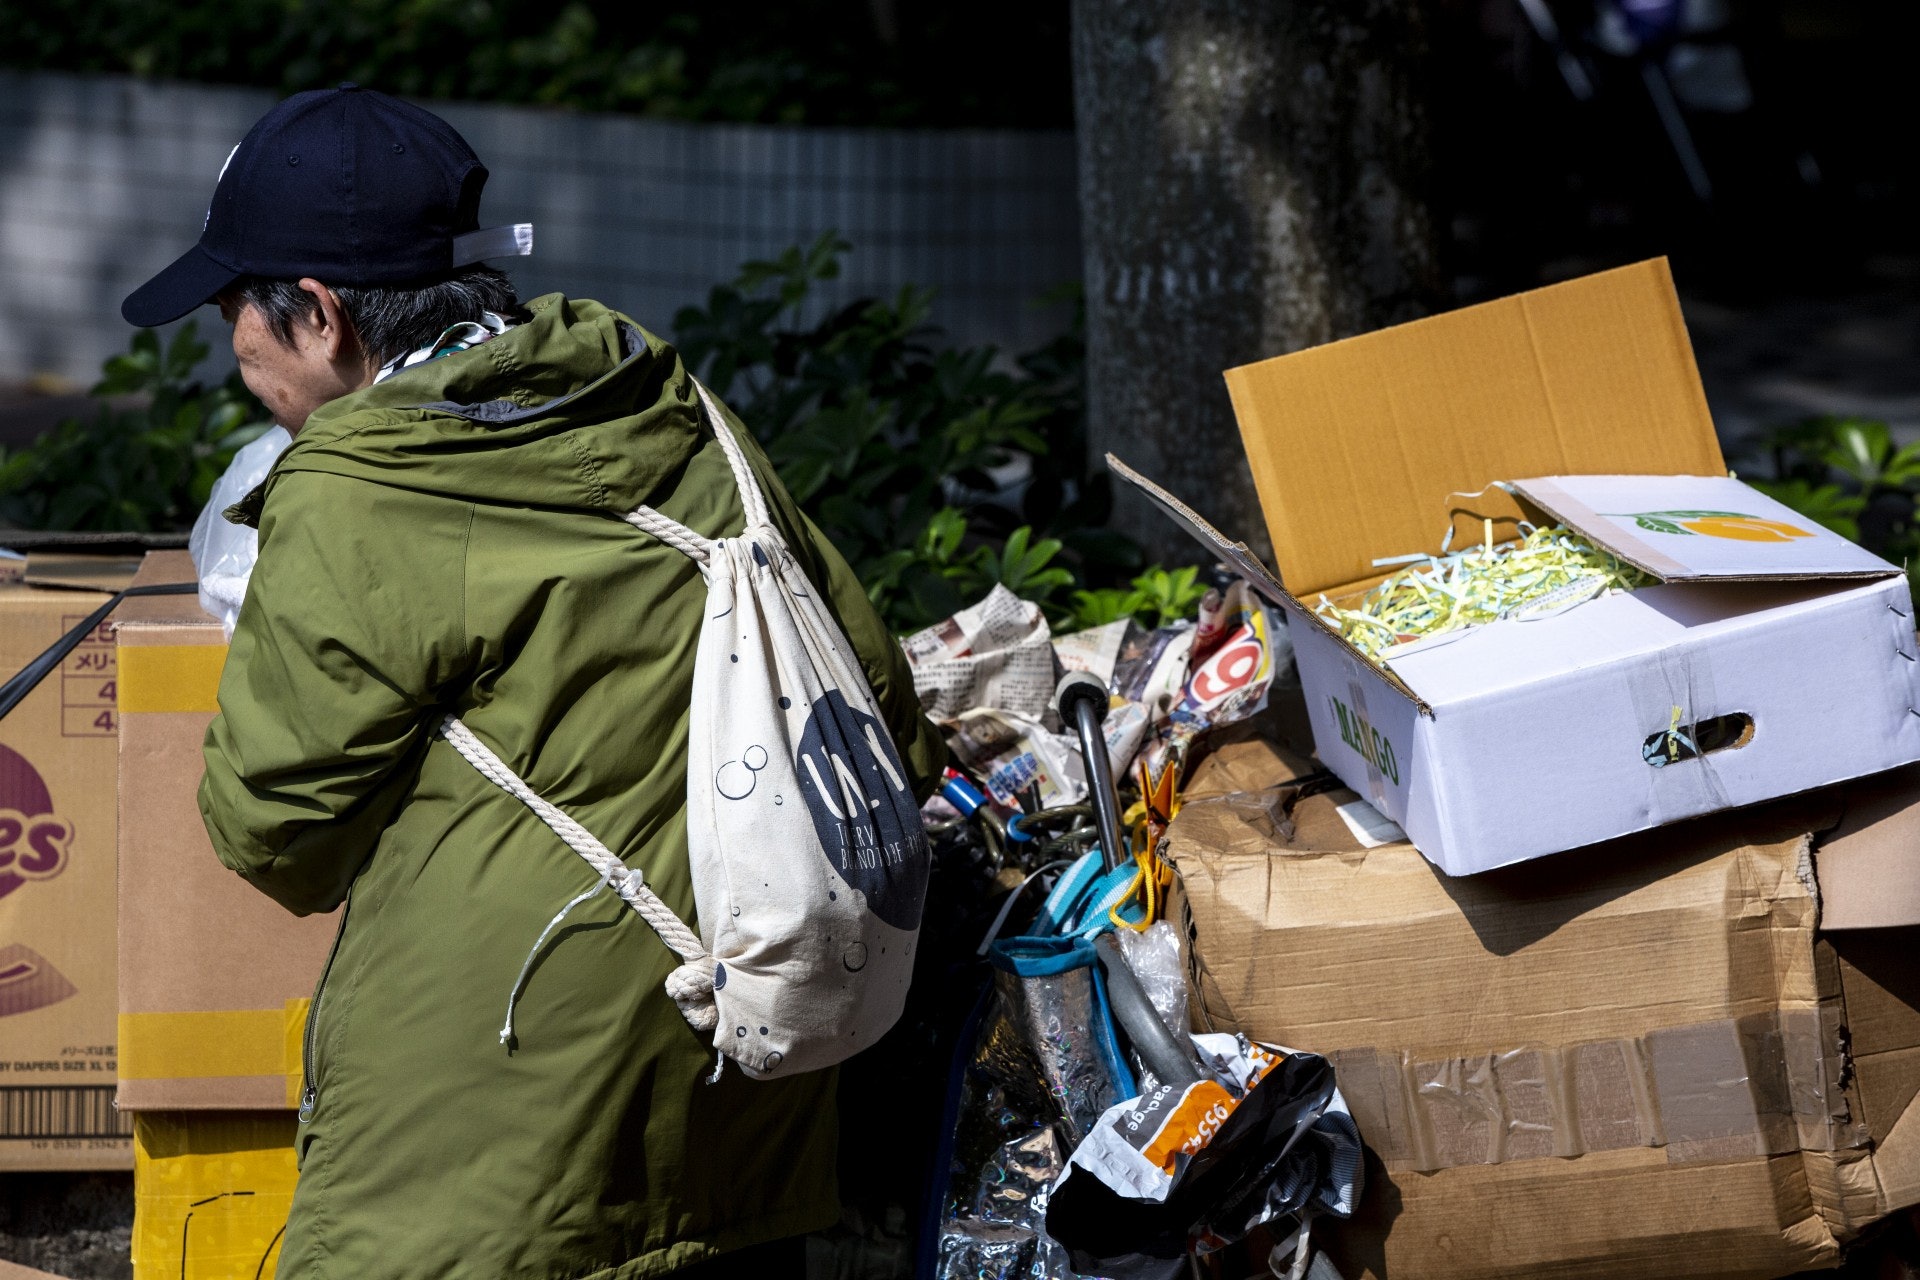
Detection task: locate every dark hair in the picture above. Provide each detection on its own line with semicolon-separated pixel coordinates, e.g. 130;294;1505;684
232;265;527;367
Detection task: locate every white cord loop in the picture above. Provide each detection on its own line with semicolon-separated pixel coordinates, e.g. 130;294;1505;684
501;876;608;1045
437;715;717;1043
622;506;714;562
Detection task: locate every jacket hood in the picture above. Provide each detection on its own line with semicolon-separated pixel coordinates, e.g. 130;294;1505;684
234;294;702;524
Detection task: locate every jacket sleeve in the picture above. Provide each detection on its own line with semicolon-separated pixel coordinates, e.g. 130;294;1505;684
198;471;473;915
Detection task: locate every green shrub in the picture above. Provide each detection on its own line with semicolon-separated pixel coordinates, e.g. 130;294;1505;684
0;0;1071;128
0;325;269;531
1065;565;1213;633
1747;415;1920;600
0;240;1168;637
672;233;1141;633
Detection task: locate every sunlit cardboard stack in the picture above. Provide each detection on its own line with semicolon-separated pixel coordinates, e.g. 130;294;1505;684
1132;261;1920;1277
113;550;336;1278
0;539;142;1171
1171;738;1920;1280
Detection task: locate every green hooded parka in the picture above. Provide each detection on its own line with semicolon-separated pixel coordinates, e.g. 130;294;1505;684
198;295;946;1279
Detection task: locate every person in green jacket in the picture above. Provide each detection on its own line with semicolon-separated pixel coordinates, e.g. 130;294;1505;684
122;87;945;1279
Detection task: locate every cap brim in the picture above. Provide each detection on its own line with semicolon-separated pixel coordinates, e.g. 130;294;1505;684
121;244;243;329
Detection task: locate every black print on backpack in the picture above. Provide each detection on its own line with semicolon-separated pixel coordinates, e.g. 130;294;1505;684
793;689;930;931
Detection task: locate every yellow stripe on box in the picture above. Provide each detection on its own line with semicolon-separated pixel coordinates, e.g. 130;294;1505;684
133;1112;299;1280
118;1000;310;1095
284;998;309;1108
117;643;226;714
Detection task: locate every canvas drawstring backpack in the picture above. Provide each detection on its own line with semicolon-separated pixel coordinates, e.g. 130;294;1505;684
439;379;931;1079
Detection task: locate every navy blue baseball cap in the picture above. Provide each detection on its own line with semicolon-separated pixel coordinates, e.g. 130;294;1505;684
122;84;532;328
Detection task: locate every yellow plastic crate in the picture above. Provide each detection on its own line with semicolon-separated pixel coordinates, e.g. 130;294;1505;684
131;1112;298;1279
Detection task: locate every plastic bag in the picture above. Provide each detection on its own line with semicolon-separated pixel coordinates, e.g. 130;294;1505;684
928;855;1142;1280
1113;922;1187;1041
1046;1034;1361;1280
188;426;289;639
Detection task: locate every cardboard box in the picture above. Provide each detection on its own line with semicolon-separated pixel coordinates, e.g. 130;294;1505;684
0;1259;73;1280
0;545;141;1171
131;1110;298;1279
1809;761;1920;930
115;551;338;1111
1169;739;1920;1280
1115;259;1920;875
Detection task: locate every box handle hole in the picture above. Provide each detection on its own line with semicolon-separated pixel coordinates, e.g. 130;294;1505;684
1643;712;1754;768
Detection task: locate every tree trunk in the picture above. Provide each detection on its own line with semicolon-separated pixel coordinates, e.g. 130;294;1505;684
1071;0;1442;565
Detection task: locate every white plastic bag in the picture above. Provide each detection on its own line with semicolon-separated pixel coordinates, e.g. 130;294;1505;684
188;426;290;638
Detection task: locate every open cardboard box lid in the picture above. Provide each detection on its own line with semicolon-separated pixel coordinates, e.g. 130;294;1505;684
1112;257;1903;707
1510;473;1895;581
1221;257;1727;599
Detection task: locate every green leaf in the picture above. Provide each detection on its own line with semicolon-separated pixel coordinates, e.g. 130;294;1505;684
1633;516;1687;535
1062;587;1148;632
5;320;267;534
661;237;1144;633
1131;564;1211;626
1822;418;1895;488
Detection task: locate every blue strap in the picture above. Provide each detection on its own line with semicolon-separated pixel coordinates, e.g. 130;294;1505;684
1068;862;1147;939
1032;850;1104;937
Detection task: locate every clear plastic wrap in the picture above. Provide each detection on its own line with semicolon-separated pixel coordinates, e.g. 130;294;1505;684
935;948;1129;1280
188;426;289;639
1113;922;1187;1041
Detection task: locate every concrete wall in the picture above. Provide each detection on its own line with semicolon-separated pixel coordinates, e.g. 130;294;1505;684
0;71;1081;385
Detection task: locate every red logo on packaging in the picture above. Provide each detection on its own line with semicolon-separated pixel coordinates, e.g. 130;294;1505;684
0;743;72;900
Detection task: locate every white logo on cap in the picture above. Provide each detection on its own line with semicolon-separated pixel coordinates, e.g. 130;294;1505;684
204;143;240;230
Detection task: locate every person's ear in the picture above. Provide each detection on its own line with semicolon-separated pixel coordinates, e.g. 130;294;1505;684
296;278;356;364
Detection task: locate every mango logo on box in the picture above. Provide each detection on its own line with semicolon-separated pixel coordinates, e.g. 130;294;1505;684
1612;509;1814;543
1329;695;1400;786
0;743;71;900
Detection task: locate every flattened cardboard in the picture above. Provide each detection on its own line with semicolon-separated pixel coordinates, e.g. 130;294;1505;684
1511;474;1898;581
1169;746;1920;1280
0;564;134;1170
115;551;338;1111
0;1260;70;1280
1827;928;1920;1142
1813;762;1920;929
22;552;142;593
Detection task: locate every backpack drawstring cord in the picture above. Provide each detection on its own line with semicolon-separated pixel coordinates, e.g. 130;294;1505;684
500;875;612;1047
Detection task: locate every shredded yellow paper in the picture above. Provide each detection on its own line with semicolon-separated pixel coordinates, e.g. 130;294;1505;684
1317;524;1653;660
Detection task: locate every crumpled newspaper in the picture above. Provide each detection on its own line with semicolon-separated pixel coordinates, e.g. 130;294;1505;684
905;576;1291;809
906;586;1148;808
903;583;1057;722
1135;580;1292;782
945;704;1149;810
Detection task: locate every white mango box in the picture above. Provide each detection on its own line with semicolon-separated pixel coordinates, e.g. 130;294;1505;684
1116;260;1920;875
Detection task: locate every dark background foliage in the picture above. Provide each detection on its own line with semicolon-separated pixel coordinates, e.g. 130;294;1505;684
0;0;1073;128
